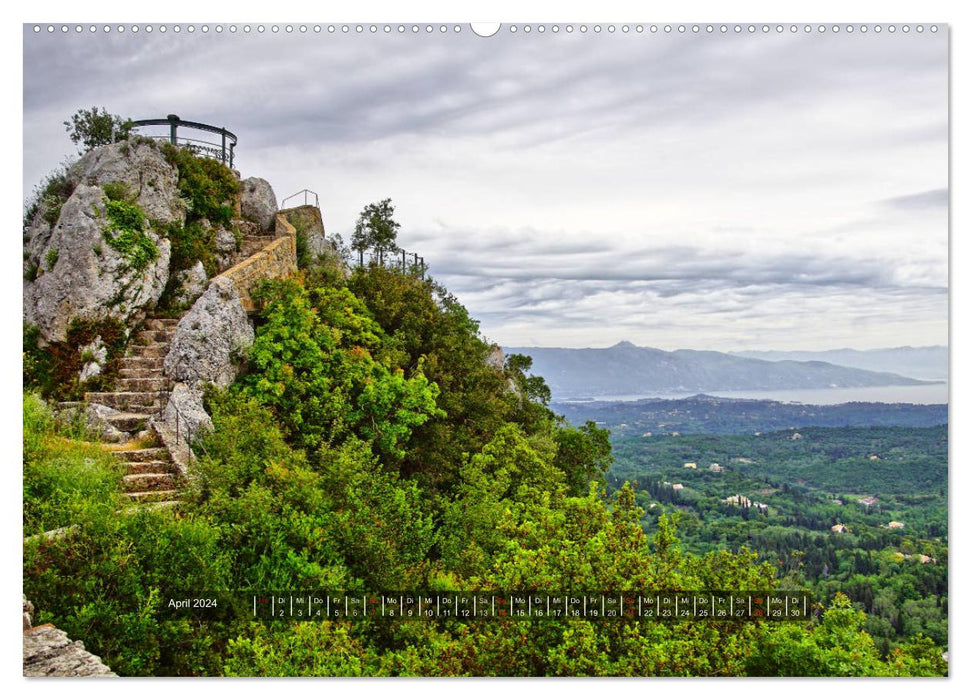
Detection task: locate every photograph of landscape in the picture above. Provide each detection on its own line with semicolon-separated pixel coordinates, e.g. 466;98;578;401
21;20;948;678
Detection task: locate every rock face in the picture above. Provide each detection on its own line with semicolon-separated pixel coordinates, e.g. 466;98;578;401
240;177;277;232
486;346;506;372
23;624;116;677
163;277;254;388
174;260;208;307
23;185;172;343
77;335;108;382
214;226;240;269
69;139;183;224
280;204;331;259
161;382;214;446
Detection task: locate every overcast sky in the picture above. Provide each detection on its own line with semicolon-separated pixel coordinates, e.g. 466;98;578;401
22;24;948;351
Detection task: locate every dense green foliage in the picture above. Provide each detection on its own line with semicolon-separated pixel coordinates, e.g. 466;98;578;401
23;394;124;535
160;143;241;278
102;198;159;272
22;218;947;677
609;427;948;653
23;164;76;240
351;198;400;259
64;107;133;154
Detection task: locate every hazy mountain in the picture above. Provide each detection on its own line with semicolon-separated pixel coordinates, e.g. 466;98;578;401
552;394;948;436
729;346;948;381
503;341;938;399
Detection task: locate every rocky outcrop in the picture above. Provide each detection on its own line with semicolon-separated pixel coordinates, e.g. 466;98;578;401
486;346;506;372
23;595;115;676
69;139;184;224
280;204;331;259
77;335;109;382
173;260;208;307
163;277;254;388
23;624;115;677
240;177;277;232
160;382;214;447
23;144;179;344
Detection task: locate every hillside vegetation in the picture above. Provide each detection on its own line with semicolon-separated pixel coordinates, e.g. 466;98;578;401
23;250;948;676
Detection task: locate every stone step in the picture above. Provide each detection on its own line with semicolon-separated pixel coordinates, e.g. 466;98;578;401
128;344;169;359
134;328;175;345
108;447;171;463
118;356;164;371
124;460;175;475
118;368;161;380
115;377;170;392
124;489;180;504
84;392;164;412
104;412;151;433
122;472;178;491
145;318;180;331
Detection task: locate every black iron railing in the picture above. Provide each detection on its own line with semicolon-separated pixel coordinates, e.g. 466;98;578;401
131;114;238;168
355;247;427;280
158;388;208;456
281;189;320;209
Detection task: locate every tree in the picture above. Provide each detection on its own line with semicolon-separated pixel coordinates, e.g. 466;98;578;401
64;107;134;153
351;198;400;261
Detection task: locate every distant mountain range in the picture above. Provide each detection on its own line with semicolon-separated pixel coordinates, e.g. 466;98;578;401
552;394;948;435
729;346;948;381
503;342;940;399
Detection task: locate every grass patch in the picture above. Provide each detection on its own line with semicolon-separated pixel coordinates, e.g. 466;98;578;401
23;393;125;535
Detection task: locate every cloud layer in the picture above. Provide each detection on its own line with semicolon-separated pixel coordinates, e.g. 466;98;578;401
23;26;949;350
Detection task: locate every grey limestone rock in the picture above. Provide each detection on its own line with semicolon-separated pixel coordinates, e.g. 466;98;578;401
163;277;254;388
77;335;109;382
81;403;131;443
240;177;277;232
23;184;171;344
69;139;184;224
174;260;208;307
160;381;214;446
23;624;116;676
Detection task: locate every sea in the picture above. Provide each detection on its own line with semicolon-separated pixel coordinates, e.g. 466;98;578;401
558;383;949;406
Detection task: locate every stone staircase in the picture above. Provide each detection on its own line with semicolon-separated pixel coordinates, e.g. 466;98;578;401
80;316;183;505
221;233;281;270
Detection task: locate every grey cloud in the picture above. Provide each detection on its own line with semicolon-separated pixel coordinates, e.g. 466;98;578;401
22;26;947;351
880;188;948;210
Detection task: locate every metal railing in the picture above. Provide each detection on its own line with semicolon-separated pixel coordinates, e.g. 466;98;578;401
158;388;208;455
281;189;320;209
355;246;427;280
131;114;238;168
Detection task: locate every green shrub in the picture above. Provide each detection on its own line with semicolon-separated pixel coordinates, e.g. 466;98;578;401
22;393;124;535
225;622;383;677
64;107;133;153
44;247;59;270
102;181;132;203
24;505;233;676
24;166;76;233
24;317;127;400
102;198;159;272
161;143;239;228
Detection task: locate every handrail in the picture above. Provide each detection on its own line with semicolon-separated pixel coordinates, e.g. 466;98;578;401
356;246;427;280
281;189;320;209
131;114;237;168
158;388;208;456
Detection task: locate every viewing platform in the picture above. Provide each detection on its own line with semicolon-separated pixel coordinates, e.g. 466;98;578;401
131;114;237;168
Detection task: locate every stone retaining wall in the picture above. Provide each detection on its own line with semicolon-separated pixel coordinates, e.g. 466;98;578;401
218;213;297;311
